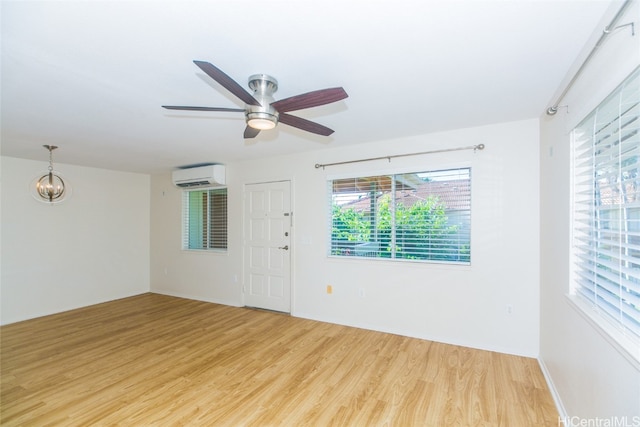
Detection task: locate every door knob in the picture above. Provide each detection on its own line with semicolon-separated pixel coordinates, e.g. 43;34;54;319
278;245;289;250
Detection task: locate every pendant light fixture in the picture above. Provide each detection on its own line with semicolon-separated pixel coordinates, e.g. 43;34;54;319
31;145;70;204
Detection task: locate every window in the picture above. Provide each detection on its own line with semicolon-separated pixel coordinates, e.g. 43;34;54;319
329;168;471;263
182;188;227;250
571;66;640;341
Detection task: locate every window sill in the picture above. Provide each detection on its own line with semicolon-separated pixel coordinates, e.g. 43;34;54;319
565;294;640;370
326;254;472;270
181;249;228;255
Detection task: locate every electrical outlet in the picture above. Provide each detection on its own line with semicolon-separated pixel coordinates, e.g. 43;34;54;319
359;288;366;298
506;304;513;315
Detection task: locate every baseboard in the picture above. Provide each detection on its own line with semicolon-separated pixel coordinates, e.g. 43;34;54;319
538;357;568;425
0;291;150;326
150;289;242;308
293;310;537;358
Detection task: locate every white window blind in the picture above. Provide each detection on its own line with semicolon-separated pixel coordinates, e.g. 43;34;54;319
571;66;640;340
329;168;471;263
182;188;228;250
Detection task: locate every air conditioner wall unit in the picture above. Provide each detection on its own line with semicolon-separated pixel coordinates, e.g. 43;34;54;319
172;165;226;188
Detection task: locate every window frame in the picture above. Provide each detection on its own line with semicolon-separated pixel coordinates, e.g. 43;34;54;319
327;165;472;265
181;186;228;252
569;66;640;362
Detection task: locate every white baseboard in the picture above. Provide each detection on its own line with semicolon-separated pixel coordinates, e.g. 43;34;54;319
150;289;242;308
538;357;568;425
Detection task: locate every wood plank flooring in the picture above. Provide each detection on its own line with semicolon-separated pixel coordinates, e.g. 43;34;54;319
1;293;559;426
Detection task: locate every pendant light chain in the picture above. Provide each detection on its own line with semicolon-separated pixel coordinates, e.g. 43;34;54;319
48;147;54;172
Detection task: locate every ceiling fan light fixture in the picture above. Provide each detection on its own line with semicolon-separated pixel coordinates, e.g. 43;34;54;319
247;118;277;130
246;111;278;130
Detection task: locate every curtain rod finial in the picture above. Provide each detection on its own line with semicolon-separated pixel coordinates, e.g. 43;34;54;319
547;105;569;115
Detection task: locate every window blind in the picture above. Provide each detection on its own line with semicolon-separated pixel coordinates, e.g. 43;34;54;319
329;168;471;263
571;66;640;339
182;188;228;250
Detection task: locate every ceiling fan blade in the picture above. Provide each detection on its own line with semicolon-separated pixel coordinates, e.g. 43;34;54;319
270;87;348;113
244;126;260;139
193;60;261;107
162;105;245;112
278;113;335;136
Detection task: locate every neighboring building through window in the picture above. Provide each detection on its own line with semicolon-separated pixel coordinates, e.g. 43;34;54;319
571;66;640;342
329;168;471;263
182;188;227;250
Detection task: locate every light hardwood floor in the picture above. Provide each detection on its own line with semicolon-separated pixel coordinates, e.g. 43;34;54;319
1;293;558;426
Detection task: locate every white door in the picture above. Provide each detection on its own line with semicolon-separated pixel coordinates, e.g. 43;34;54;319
243;181;291;313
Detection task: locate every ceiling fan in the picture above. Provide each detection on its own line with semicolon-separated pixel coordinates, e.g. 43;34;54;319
162;61;348;139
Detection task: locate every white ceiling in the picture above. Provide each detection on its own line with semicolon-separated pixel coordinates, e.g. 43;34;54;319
1;0;614;174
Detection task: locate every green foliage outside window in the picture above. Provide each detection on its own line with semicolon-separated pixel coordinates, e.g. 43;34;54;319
331;192;469;262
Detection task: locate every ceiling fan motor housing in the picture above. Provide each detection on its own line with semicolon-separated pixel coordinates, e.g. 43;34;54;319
246;74;279;129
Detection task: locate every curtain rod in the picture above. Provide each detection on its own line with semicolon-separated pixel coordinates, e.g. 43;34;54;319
546;0;636;115
314;143;485;169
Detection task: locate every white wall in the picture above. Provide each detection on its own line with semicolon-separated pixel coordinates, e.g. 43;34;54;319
0;157;150;324
151;118;541;357
150;172;242;306
539;0;640;420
